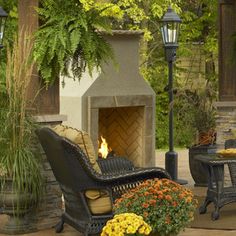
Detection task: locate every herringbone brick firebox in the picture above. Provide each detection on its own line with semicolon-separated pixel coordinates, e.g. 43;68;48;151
99;107;143;166
81;31;156;167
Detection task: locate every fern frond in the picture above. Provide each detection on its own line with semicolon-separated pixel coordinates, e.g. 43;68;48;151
33;0;115;84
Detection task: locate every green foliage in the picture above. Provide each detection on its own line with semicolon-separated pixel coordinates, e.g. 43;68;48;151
33;0;119;85
0;0;219;149
139;0;218;148
0;0;17;93
0;32;43;216
0;0;17;46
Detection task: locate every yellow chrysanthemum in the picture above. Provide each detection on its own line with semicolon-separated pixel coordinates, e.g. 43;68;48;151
126;225;136;234
101;213;152;236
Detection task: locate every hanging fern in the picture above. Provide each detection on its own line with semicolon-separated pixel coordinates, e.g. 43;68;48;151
33;0;117;85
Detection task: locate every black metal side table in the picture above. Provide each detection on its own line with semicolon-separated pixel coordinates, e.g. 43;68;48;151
195;154;236;220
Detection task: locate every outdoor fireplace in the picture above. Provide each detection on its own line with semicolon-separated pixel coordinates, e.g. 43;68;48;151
81;31;156;167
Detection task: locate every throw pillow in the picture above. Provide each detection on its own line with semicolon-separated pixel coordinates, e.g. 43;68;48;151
52;125;101;173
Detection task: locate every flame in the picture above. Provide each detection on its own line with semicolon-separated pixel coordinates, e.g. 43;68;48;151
98;136;109;158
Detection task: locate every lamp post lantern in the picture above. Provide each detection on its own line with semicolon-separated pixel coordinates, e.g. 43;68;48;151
0;6;7;49
160;6;187;184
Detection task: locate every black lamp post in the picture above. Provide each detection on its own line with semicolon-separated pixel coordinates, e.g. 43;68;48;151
0;6;7;49
160;6;187;184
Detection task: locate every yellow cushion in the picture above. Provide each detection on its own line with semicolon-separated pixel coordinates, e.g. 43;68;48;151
85;189;102;199
53;124;66;135
52;125;101;173
85;190;112;214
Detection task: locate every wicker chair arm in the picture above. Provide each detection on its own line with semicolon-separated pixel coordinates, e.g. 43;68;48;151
92;167;171;200
93;167;171;183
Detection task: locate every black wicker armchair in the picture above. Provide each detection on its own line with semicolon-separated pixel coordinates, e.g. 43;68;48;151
36;127;170;235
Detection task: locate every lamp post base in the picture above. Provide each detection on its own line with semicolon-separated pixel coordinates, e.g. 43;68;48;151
165;151;188;185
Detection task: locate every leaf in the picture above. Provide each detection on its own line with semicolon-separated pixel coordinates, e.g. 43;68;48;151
70;29;81;54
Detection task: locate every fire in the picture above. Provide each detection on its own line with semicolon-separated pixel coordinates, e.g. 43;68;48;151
98;136;109;158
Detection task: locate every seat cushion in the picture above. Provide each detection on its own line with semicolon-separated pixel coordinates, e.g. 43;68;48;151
52;125;101;173
85;190;112;214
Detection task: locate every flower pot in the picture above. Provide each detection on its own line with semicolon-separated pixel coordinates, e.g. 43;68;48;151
189;144;217;186
0;179;36;234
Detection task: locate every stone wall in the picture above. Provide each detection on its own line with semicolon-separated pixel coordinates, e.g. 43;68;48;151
215;102;236;147
32;115;67;230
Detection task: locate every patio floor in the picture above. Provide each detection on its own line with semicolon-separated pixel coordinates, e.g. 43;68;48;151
0;149;236;236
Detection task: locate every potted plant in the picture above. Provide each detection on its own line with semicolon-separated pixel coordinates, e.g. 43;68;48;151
191;95;216;146
0;32;43;234
187;89;217;186
101;213;152;236
114;178;197;236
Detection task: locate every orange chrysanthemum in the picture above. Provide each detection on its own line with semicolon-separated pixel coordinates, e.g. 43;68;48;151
142;203;149;208
114;178;197;236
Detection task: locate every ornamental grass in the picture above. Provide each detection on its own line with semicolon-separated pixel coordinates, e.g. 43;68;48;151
114;178;198;236
0;30;43;216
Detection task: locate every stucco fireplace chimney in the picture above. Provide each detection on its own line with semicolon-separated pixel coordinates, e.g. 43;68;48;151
81;31;156;167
